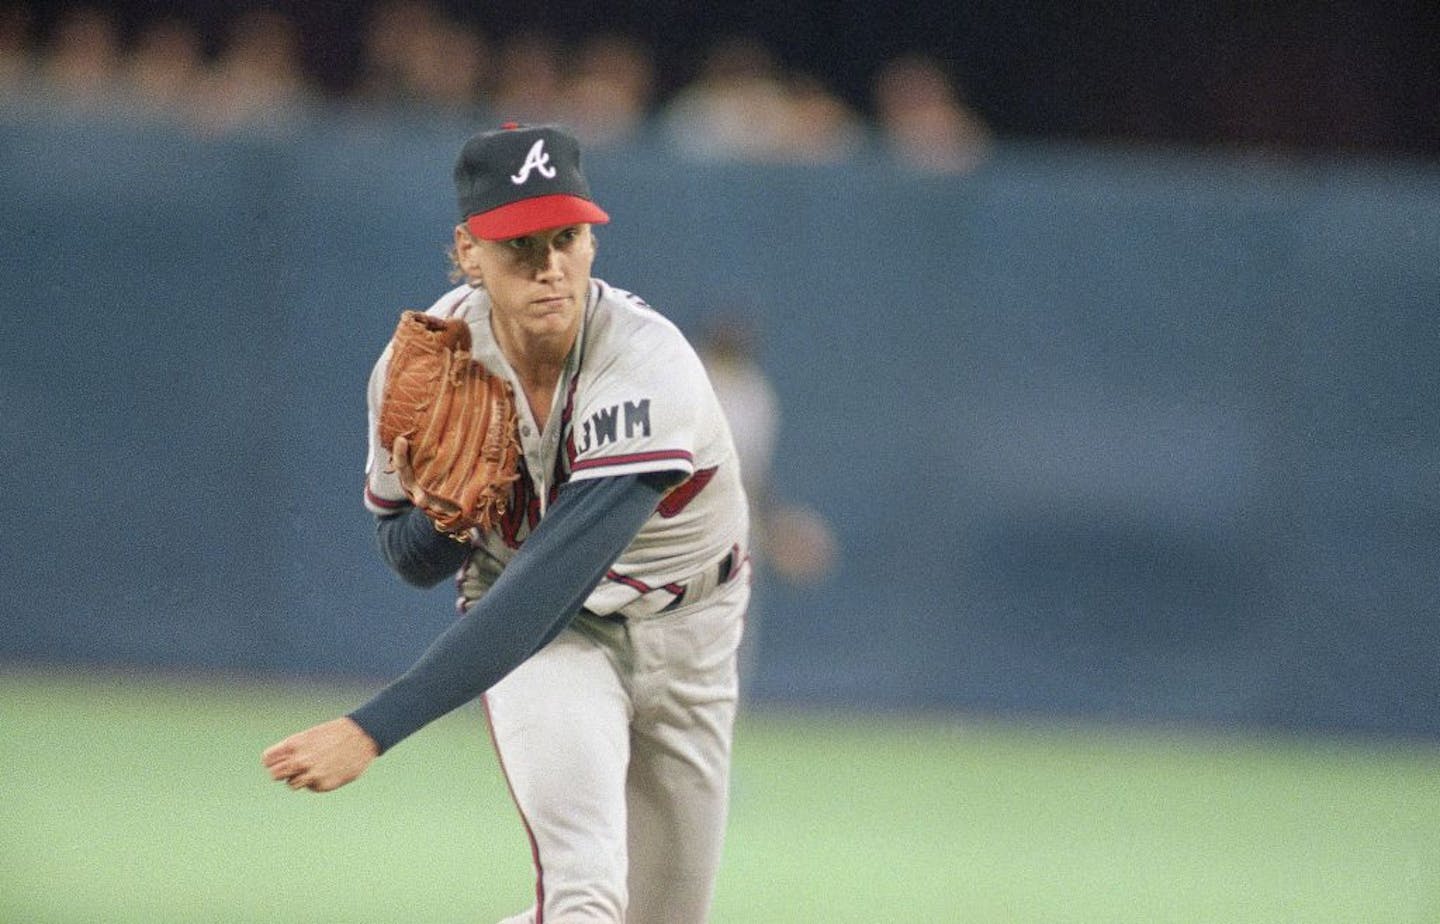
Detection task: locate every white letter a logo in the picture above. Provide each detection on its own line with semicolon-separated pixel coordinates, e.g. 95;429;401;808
510;140;557;185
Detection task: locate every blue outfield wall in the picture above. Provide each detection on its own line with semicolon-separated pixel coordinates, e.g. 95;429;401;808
2;110;1438;738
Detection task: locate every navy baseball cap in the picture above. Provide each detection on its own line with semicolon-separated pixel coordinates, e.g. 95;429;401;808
454;123;610;240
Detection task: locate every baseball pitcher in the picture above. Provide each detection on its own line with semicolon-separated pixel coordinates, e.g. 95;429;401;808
263;123;750;924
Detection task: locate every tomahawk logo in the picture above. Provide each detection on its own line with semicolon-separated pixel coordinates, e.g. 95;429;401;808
510;139;557;185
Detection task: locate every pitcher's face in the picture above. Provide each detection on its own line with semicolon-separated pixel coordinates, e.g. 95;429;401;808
455;223;596;341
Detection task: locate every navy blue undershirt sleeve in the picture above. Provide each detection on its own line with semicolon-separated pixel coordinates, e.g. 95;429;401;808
347;471;679;754
375;505;471;588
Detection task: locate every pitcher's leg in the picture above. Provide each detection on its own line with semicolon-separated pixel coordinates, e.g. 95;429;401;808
625;694;736;923
484;626;633;923
625;585;747;924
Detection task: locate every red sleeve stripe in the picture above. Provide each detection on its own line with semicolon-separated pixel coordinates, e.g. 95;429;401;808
365;484;409;511
570;449;693;472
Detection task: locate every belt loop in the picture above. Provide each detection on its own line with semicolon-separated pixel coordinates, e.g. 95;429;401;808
719;544;740;584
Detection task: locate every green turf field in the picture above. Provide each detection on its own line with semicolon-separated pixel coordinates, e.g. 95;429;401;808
2;669;1437;923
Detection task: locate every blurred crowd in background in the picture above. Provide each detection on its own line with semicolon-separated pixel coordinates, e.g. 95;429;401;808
0;1;993;172
2;0;1434;165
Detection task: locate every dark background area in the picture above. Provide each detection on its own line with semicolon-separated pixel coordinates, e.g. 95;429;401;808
3;2;1438;742
16;0;1440;157
3;114;1437;738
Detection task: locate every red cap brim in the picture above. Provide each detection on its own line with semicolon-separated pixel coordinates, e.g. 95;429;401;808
465;194;611;240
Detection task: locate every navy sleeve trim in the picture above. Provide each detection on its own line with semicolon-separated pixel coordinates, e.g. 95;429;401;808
375;506;470;588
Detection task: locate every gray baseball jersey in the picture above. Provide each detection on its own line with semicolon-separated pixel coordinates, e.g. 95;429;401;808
366;279;749;614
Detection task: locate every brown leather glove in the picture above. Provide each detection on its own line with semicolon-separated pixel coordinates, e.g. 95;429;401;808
378;311;521;535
